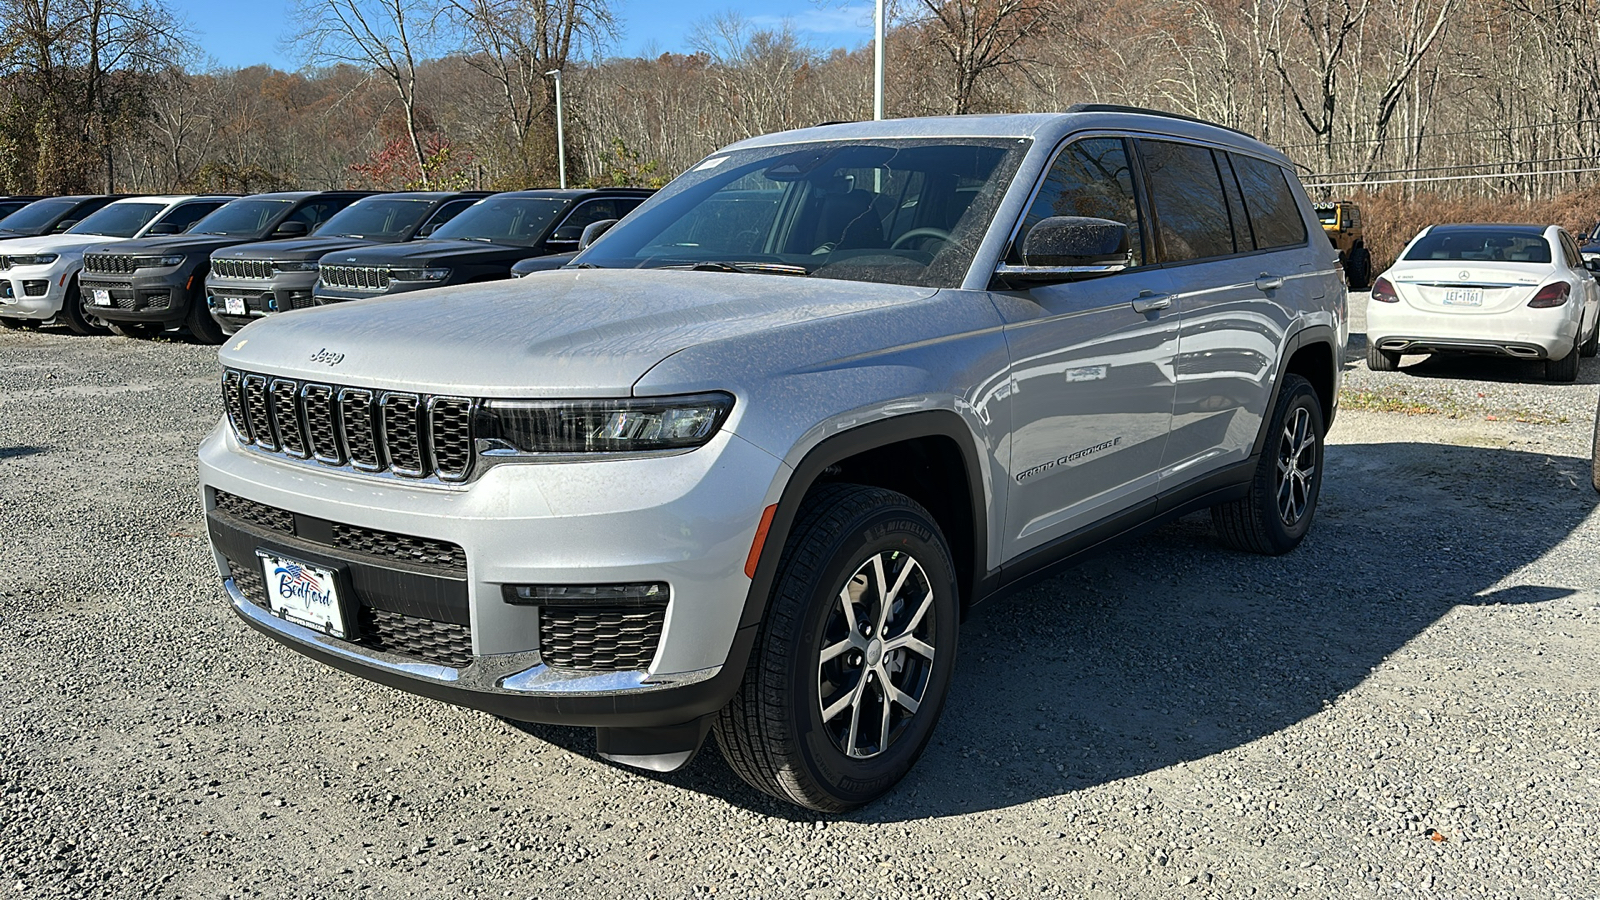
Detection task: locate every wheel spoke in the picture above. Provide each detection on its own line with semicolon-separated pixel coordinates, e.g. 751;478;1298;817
819;638;854;665
822;686;854;724
899;588;935;636
887;682;920;715
886;634;936;660
877;677;893;752
836;583;860;634
881;557;915;631
844;687;865;756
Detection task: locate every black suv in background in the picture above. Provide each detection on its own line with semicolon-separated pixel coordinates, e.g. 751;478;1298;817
81;191;369;343
0;196;122;241
205;191;489;335
314;189;652;302
0;196;45;222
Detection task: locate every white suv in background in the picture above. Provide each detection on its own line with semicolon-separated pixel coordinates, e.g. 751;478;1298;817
0;195;232;334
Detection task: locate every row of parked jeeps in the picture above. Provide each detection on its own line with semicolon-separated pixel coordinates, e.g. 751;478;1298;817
0;188;652;342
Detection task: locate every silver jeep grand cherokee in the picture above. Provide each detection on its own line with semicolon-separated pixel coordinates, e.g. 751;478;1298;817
200;106;1345;811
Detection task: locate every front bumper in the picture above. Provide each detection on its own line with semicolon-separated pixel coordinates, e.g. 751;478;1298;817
198;421;786;727
0;260;73;320
1367;300;1579;359
80;267;195;324
206;272;319;334
313;279;442;304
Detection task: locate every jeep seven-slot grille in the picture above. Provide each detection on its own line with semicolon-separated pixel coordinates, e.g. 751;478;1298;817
539;605;667;671
83;254;137;275
223;369;474;481
320;265;390;291
213;258;275;279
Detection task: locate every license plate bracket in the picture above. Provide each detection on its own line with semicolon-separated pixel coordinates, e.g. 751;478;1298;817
92;289;111;307
224;295;246;316
1442;288;1483;307
256;550;352;639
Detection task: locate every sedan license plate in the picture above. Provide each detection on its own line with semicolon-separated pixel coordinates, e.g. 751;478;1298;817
224;295;246;316
1442;288;1483;307
92;289;111;307
257;551;347;638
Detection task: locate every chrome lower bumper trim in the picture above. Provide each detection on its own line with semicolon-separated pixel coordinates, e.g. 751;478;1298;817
226;579;720;697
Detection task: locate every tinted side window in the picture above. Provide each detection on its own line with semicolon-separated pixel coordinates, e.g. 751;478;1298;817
1559;232;1582;268
288;198;358;230
158;200;226;233
1216;152;1253;254
1008;136;1145;266
426;199;478;228
552;199;622;242
1140;140;1233;262
1231;154;1308;249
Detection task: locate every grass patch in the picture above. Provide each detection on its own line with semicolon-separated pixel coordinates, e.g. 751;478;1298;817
1338;389;1444;415
1338;388;1570;424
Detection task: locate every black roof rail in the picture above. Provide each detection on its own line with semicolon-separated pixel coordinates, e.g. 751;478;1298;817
814;120;857;127
1065;103;1256;140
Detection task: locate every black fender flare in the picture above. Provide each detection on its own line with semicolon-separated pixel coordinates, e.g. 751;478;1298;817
1251;323;1341;459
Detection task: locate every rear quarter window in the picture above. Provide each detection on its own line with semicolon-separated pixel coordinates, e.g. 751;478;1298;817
1140;140;1234;262
1231;155;1309;249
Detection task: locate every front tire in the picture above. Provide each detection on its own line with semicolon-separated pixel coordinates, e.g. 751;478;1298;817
184;290;226;345
714;484;959;811
1212;373;1325;555
1580;318;1598;358
58;278;109;336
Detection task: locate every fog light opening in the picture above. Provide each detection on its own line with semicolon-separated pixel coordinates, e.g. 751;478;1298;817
503;582;668;607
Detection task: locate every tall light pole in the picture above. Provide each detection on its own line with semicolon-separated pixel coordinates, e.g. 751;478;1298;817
873;0;885;120
545;69;567;189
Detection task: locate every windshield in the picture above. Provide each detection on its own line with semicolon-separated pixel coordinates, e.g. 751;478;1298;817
1315;207;1337;226
190;199;292;236
317;197;435;240
1403;229;1552;264
66;202;167;237
576;137;1030;287
430;197;564;245
0;198;77;232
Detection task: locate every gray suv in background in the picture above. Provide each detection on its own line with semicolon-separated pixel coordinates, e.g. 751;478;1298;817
205;191;489;335
200;107;1344;811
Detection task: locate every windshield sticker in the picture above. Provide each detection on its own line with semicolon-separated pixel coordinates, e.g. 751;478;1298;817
694;156;727;171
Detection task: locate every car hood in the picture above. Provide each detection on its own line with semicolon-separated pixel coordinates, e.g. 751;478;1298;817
95;233;270;257
221;268;940;396
217;236;378;262
322;238;533;268
0;233;121;255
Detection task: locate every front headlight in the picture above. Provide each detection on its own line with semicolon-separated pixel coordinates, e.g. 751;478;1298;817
5;253;59;267
390;267;451;282
136;254;186;269
478;392;735;454
274;260;319;272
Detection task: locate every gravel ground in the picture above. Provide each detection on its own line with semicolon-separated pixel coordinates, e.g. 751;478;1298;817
2;300;1597;900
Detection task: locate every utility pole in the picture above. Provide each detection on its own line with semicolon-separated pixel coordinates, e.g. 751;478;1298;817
546;69;567;189
874;0;885;120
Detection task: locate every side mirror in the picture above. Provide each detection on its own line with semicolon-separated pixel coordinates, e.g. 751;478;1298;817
548;225;583;245
51;219;78;233
1586;257;1600;273
416;222;438;237
145;223;181;236
578;219;618;250
993;216;1130;288
273;220;310;237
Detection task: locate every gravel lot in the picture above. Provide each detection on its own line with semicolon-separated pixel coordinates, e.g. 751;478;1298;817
2;298;1597;899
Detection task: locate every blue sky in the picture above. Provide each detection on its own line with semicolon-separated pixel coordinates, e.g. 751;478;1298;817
170;0;877;71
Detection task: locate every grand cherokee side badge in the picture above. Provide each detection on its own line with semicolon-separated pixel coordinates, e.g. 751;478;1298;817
309;348;345;366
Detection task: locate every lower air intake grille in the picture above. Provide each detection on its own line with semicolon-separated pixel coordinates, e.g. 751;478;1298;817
213;490;293;534
539;604;667;671
329;523;468;575
357;607;473;668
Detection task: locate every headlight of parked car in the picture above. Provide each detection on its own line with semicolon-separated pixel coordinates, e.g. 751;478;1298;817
4;253;59;267
135;254;187;269
274;260;320;272
389;267;451;282
477;392;735;454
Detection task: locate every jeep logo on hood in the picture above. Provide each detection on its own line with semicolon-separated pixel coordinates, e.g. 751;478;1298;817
309;348;345;366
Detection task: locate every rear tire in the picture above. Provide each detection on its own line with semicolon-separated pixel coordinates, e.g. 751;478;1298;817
1366;343;1400;371
714;484;959;811
107;321;164;339
1212;374;1325;555
1545;335;1580;383
1580;318;1598;358
58;278;109;336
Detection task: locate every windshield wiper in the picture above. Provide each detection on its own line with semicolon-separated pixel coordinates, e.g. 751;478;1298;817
688;261;809;276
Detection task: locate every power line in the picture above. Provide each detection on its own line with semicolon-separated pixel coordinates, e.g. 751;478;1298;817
1310;155;1591;180
1304;164;1600;189
1275;117;1600;151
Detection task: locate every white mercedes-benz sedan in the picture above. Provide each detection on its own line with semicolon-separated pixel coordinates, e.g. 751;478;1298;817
1366;224;1600;381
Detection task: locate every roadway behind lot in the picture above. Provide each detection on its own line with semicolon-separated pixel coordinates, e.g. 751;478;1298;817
2;300;1597;899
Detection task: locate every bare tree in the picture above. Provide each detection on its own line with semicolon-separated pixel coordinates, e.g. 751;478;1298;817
910;0;1057;114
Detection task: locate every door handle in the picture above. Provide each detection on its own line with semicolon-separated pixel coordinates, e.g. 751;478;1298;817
1255;273;1286;291
1131;291;1172;314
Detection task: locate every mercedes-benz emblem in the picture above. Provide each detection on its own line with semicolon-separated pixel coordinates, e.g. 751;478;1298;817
1459;270;1470;280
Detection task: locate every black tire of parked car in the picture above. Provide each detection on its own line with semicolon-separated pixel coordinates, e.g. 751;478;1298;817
1591;393;1600;493
1366;344;1401;372
1580;319;1598;358
185;286;227;345
58;278;109;337
714;484;959;812
1545;334;1581;383
0;317;33;329
107;322;164;339
1211;373;1325;555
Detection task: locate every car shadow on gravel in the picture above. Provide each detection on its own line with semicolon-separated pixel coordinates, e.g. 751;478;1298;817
511;441;1596;822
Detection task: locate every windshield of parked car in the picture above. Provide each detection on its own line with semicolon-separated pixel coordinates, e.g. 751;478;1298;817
1403;229;1552;264
65;202;167;237
429;197;565;246
190;199;293;236
317;197;435;240
0;198;78;232
575;137;1030;288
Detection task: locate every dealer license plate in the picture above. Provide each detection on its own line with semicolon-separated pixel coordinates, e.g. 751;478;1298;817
1442;288;1483;307
92;289;111;307
224;295;246;316
257;551;347;638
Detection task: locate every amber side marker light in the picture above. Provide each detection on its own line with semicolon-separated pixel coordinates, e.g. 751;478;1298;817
744;504;778;579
